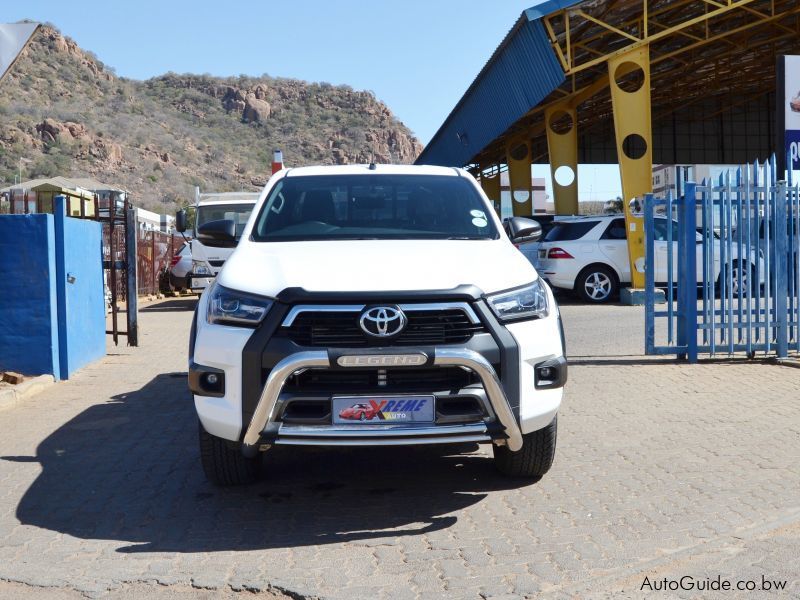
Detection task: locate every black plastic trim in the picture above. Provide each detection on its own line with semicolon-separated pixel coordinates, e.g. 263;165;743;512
435;393;488;424
188;360;225;397
264;332;500;369
279;397;332;425
534;356;568;389
240;302;291;439
471;300;521;420
188;309;198;363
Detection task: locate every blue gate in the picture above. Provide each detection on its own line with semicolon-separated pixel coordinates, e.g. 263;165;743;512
645;156;800;362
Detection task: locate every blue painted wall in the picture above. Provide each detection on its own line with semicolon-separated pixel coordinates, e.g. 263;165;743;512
0;215;60;378
54;197;105;378
0;202;105;379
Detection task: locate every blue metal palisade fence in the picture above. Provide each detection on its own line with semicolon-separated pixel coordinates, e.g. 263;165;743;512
645;156;800;363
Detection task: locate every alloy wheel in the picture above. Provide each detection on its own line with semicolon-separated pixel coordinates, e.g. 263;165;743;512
584;272;612;301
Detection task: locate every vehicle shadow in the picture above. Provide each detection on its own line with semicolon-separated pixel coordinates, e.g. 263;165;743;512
7;373;520;554
552;292;629;307
140;298;197;312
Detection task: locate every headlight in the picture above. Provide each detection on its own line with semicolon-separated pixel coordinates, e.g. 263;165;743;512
192;260;212;275
206;284;273;327
487;280;549;321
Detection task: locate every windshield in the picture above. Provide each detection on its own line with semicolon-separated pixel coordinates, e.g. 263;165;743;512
251;174;499;241
197;203;254;238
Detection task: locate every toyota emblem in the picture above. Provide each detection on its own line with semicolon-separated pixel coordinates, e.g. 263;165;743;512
359;306;407;337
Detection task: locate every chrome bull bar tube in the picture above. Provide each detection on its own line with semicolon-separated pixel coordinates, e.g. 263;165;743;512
432;348;523;451
242;350;330;449
241;348;523;453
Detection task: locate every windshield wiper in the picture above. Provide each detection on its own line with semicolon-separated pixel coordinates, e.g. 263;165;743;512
446;236;490;240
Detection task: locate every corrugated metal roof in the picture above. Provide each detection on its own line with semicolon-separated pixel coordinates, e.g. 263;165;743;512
0;176;127;194
415;3;581;167
69;177;128;193
524;0;584;20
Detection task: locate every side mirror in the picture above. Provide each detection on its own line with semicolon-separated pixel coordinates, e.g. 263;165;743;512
197;219;237;248
175;209;187;233
507;217;542;244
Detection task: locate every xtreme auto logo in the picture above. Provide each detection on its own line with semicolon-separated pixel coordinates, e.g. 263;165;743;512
334;396;435;424
365;398;429;420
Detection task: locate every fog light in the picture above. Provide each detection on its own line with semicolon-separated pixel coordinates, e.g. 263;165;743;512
188;362;225;397
201;371;224;393
534;357;567;389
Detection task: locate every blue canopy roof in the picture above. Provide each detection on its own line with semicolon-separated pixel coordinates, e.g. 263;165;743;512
415;2;581;167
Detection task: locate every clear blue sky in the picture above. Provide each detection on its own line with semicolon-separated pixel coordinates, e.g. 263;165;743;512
9;0;623;200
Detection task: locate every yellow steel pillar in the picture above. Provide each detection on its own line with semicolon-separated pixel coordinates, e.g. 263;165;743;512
608;46;653;290
479;163;502;216
506;138;533;216
545;104;579;215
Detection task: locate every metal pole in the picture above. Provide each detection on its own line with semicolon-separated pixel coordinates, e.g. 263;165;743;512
678;182;698;362
644;193;655;355
775;181;789;358
109;221;119;346
126;203;139;347
151;231;156;295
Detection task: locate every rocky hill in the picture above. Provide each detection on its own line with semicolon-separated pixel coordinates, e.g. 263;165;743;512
0;25;423;211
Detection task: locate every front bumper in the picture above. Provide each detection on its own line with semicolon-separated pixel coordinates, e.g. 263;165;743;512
188;273;215;291
240;347;524;454
191;285;566;451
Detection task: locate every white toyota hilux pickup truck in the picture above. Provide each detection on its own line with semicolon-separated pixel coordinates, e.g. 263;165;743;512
189;164;567;485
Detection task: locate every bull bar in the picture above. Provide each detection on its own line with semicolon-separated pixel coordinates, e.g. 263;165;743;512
241;348;524;455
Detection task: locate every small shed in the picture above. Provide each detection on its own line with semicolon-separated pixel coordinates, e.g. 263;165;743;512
0;177;97;217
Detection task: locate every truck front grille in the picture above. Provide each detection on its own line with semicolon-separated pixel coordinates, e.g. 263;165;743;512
282;366;480;394
283;309;485;347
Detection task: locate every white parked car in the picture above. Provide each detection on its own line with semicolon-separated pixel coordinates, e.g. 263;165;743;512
189;164;567;485
168;242;192;291
507;215;568;266
536;215;763;303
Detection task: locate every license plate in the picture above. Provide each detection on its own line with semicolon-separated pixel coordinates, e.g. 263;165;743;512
332;396;435;424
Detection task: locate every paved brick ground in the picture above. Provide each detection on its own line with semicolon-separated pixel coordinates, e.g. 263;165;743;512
0;297;798;599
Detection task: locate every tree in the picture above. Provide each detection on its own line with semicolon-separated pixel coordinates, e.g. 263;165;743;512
604;197;624;214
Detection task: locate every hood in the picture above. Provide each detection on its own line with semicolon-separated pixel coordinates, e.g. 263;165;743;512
218;239;538;298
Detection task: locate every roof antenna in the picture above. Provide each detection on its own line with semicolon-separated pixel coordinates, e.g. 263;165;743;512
368;153;377;170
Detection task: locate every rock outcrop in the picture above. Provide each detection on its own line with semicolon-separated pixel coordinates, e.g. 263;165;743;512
0;24;424;214
242;95;271;122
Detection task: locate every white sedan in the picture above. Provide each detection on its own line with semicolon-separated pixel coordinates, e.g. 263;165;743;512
533;215;763;303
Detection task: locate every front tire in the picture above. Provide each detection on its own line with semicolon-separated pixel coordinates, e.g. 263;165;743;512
199;422;260;486
575;265;618;303
493;417;557;480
